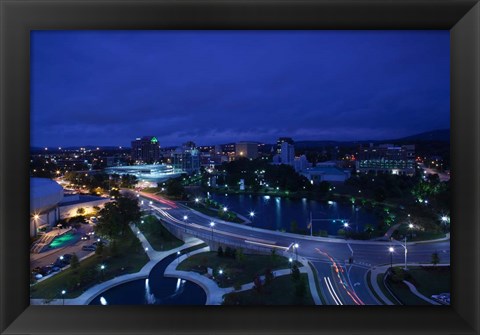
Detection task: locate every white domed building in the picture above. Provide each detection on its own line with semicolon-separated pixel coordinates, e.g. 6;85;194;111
30;178;64;237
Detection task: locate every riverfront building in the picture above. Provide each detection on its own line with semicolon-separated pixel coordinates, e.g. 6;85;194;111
301;162;351;184
131;136;161;164
356;144;415;175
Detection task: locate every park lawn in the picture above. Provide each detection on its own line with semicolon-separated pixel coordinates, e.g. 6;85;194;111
30;230;149;300
177;251;301;288
405;266;450;297
138;215;184;251
223;274;314;305
385;279;431;305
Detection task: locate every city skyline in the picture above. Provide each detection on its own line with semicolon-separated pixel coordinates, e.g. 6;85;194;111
31;30;449;147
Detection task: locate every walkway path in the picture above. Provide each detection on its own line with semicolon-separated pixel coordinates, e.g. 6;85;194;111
402;280;441;305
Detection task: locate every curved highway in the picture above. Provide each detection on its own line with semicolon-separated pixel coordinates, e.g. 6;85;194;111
135;191;450;306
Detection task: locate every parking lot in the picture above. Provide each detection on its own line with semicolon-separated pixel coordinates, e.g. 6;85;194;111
30;223;99;274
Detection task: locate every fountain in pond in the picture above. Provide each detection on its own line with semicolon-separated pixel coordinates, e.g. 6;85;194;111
145;279;156;304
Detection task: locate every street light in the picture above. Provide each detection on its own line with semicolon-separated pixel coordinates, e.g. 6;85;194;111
223;207;228;212
388;247;394;270
210;221;215;241
177;251;181;265
249;211;255;226
100;264;105;281
293;243;299;261
61;290;66;305
183;215;188;232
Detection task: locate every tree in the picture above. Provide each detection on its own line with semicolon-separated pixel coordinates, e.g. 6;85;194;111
217;246;224;257
295;280;306;298
95;195;140;241
70;253;80;271
95;241;104;257
431;251;440;266
76;207;85;215
166;178;185;198
253;275;263;292
264;268;274;285
291;264;300;281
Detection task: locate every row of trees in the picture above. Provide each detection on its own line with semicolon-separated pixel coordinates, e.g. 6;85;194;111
63;171;138;194
94;195;141;241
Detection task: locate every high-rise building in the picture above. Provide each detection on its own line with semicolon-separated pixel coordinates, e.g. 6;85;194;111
356;144;415;175
280;141;295;166
173;141;200;174
293;155;310;172
131;136;161;164
276;137;294;154
235;142;259;159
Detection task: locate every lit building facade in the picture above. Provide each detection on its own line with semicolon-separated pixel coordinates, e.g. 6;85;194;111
276;137;294;155
172;141;200;174
131;136;161;164
280;142;295;166
356;144;415;175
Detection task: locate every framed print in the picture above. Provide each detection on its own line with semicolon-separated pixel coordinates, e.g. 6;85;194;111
1;0;479;334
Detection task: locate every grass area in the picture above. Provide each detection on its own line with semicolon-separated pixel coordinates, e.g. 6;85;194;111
376;274;401;305
177;251;301;288
223;274;314;305
137;215;184;251
30;228;148;300
401;266;450;297
187;203;244;224
385;280;431;305
308;261;326;305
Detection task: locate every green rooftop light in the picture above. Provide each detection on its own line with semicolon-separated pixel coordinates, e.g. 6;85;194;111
151;137;158;144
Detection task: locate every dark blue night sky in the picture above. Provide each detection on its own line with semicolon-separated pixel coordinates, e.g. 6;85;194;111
31;30;449;148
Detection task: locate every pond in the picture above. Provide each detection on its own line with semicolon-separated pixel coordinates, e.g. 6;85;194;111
89;253;206;305
209;193;378;236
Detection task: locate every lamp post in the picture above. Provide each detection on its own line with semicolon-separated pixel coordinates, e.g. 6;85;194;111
210;221;215;241
100;264;105;281
249;211;255;226
183;215;188;232
177;251;181;265
391;236;409;270
388;247;394;270
293;243;299;261
61;290;66;305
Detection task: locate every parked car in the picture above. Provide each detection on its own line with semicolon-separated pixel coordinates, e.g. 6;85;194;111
34;274;43;280
81;235;90;240
82;245;96;251
39;266;53;276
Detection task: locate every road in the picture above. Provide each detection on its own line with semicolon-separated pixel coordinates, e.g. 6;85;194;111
136;191;450;306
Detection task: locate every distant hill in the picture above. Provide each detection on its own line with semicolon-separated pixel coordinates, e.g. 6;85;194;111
391;129;450;143
294;129;449;149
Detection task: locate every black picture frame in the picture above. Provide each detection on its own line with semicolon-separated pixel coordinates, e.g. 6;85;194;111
1;0;479;334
